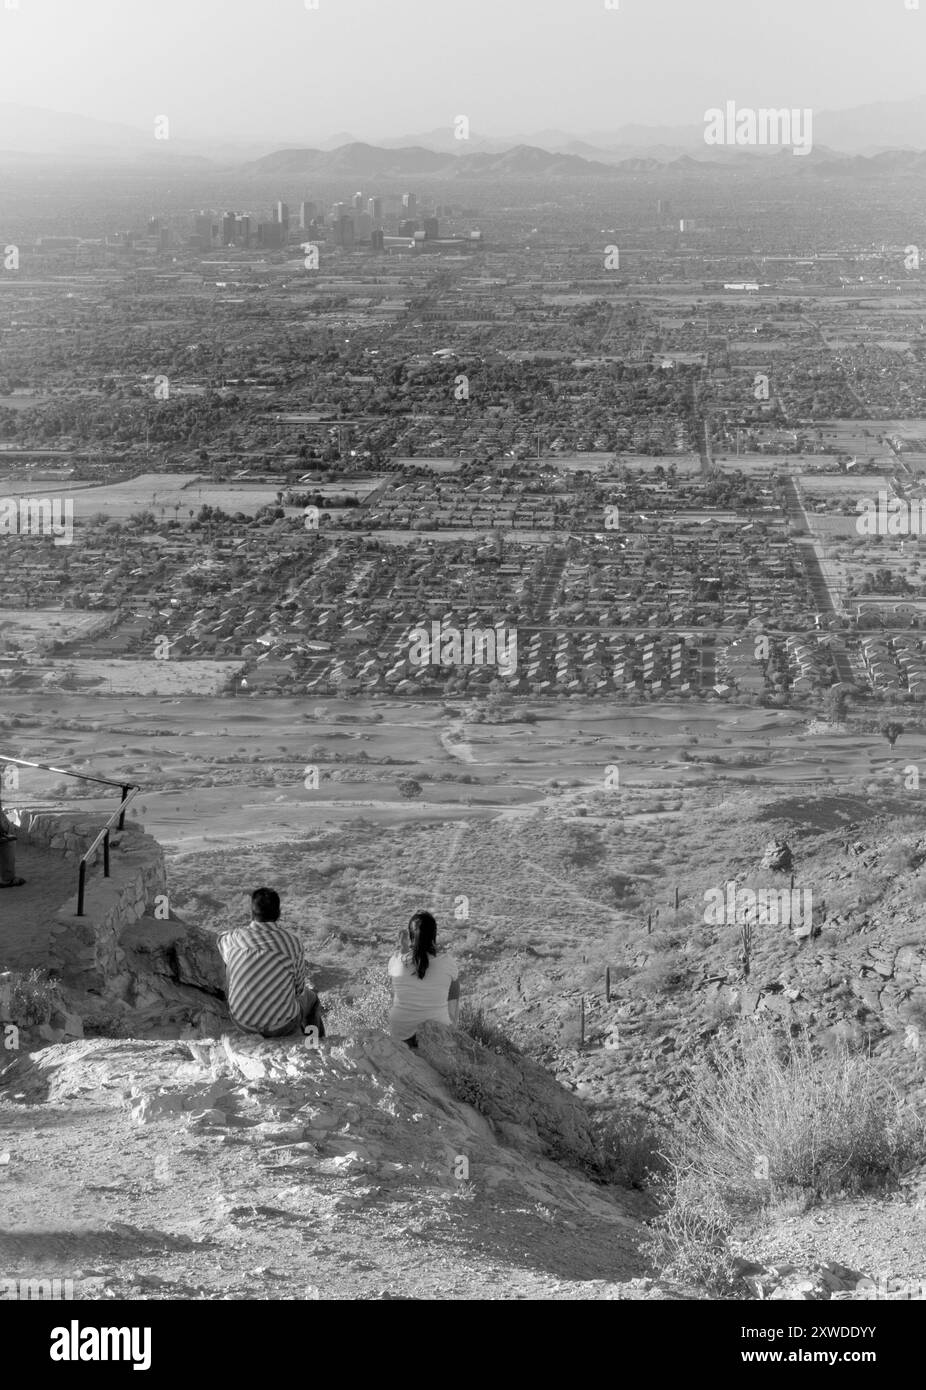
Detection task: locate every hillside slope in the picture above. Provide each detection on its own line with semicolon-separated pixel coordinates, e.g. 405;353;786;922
0;1025;669;1301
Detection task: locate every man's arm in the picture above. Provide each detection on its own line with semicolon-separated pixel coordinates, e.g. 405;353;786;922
292;938;308;998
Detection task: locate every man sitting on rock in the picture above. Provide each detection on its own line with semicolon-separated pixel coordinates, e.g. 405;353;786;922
218;887;324;1040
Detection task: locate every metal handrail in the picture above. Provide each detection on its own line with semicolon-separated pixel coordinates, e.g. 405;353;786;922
76;786;142;917
0;754;143;915
0;755;138;830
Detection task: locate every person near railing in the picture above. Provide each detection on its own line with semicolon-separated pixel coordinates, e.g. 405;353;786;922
0;785;25;888
218;887;325;1039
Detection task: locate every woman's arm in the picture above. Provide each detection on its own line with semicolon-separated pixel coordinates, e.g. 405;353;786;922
447;976;461;1026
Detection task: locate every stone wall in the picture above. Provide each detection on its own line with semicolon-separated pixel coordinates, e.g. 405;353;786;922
7;808;168;988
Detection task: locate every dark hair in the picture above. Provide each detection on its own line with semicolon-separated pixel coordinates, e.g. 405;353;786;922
408;910;437;979
251;887;281;923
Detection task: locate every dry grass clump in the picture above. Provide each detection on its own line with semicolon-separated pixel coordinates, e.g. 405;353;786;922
324;966;392;1034
644;1024;925;1292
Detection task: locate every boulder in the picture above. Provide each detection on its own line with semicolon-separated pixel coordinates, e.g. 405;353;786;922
761;839;793;873
119;915;226;997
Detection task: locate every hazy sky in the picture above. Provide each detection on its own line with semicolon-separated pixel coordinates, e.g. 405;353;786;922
1;0;925;142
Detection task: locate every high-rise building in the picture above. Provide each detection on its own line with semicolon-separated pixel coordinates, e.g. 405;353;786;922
333;215;355;248
300;200;317;228
423;217;439;240
657;199;671;219
222;212;238;246
371;229;385;253
258;221;287;249
402;192;417;216
239;215;252;246
367;196;383;224
352;212;372;242
275;201;290;230
193;211;217;250
332;201;348;223
399;219;418;238
352;191;364;211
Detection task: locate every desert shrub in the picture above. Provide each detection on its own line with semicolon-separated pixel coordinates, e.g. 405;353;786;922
646;929;685;953
325;966;391;1034
636;952;687;997
585;1107;666;1188
590;870;637;906
854;874;886;910
665;1024;923;1215
705;991;738;1026
643;1165;742;1294
881;841;919;874
645;1024;925;1292
444;1062;496;1111
1;969;59;1027
562;827;605;869
459;1004;522;1060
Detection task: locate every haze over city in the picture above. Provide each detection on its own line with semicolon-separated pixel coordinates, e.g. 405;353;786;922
2;0;926;1345
2;0;926;153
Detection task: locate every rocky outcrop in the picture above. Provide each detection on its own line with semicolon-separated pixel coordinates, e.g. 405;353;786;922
118;915;225;998
416;1021;602;1168
6;1027;641;1228
735;1258;926;1301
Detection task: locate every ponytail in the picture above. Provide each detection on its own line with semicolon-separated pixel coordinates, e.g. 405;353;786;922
408;910;437;979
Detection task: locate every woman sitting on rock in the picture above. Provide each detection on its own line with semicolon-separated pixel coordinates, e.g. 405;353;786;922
388;910;460;1050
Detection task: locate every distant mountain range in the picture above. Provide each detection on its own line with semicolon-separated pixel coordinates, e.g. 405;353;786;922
242;141;926;181
7;97;926;174
244;141;643;179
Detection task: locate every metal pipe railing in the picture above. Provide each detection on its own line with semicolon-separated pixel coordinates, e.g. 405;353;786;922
0;755;142;912
76;785;141;916
0;755;138;830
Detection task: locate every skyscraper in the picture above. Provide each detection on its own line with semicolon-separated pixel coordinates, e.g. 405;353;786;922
275;201;290;231
402;192;417;217
352;212;372;242
334;215;355;248
367;196;383;225
301;200;317;229
193;211;217;250
352;191;364;211
259;221;287;249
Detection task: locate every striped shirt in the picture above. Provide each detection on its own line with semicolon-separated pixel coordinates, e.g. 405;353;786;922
217;920;307;1035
